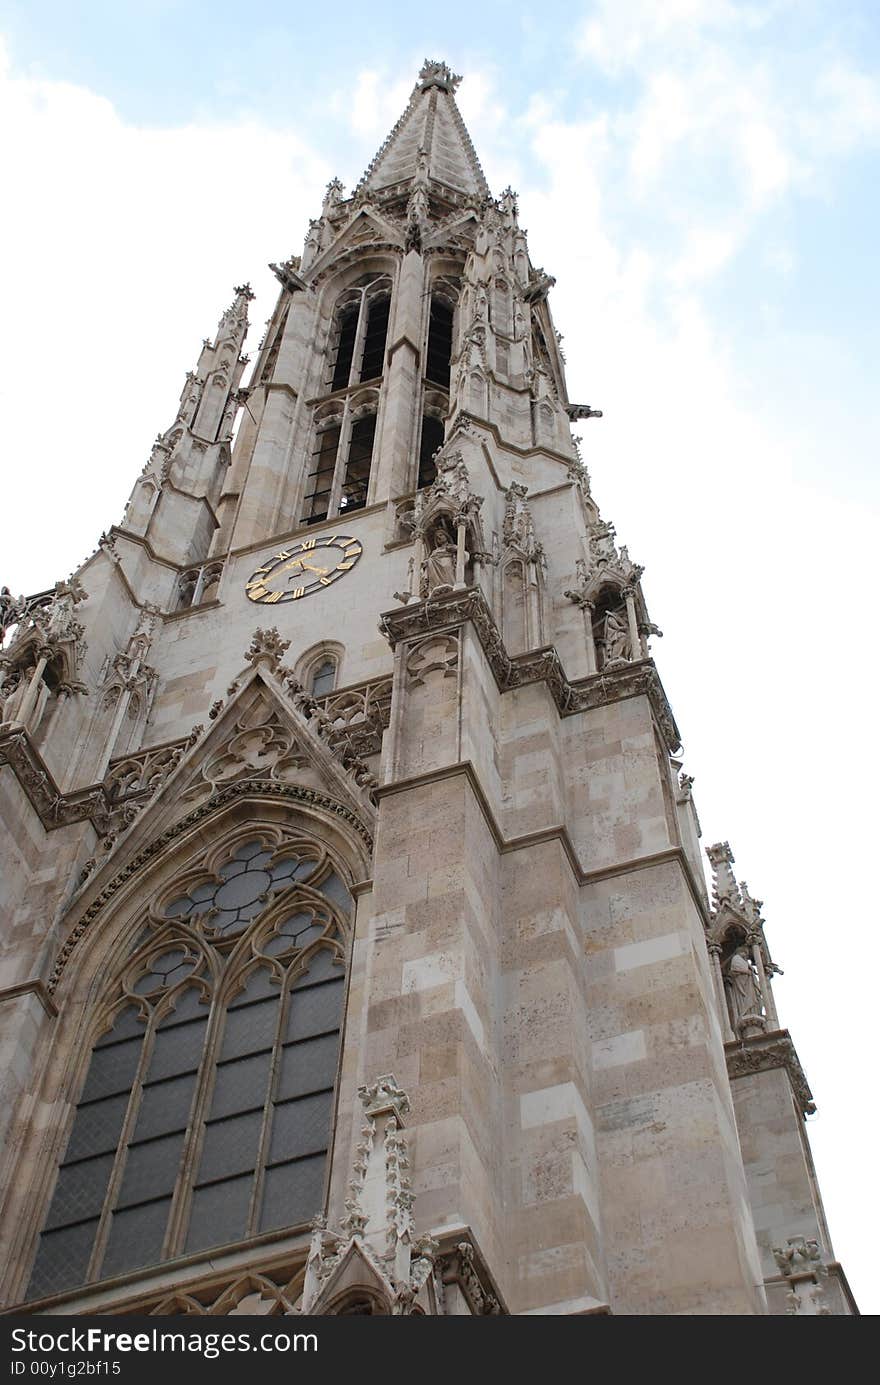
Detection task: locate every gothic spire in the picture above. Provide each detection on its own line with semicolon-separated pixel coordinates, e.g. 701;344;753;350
357;60;490;200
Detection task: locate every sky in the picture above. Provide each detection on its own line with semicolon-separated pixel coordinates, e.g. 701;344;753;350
1;0;878;1312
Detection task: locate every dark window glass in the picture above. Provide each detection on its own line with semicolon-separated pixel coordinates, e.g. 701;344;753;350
80;1036;142;1103
117;1133;185;1208
291;948;341;988
285;979;344;1041
220;997;278;1060
277;1032;340;1099
359;296;390;381
330;306;358;390
425;299;453;388
418;414;445;489
132;1073;196;1141
259;1154;326;1232
339;415;375;514
64;1094;129;1162
28;1220;98;1299
148;1016;207;1082
102;1198;172;1277
270;1091;334;1162
187;1176;252;1253
310;659;336;696
198;1111;263;1183
302;425;340;523
44;1154;116;1230
210;1051;273;1120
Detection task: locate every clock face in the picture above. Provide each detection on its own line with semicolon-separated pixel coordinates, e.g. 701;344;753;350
245;534;363;604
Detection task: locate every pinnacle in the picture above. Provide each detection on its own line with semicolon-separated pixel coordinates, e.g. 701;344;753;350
356;60;489;200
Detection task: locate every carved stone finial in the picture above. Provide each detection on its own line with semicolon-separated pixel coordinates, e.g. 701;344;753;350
244;627;290;673
418;59;462;93
358;1073;410;1122
233;282;255;301
706;841;741;907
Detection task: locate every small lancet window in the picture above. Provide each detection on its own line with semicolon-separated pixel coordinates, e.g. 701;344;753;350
418;415;445;489
359;296;390;382
326;277;391;393
303;424;341;524
340;415;376;514
310;659;337;697
330;306;359;391
425;298;453;388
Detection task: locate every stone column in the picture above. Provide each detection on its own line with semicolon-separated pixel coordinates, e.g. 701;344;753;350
623;588;641;662
191;565;207;607
750;934;778;1030
709;942;735;1042
454;518;468;588
412;530;426;601
583;600;598;675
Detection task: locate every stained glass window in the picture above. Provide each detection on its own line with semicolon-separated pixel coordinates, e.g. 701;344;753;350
27;834;349;1301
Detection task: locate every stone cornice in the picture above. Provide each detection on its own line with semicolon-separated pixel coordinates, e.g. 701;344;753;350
435;1227;507;1314
376;760;711;925
0;979;58;1019
725;1029;816;1116
379;587;682;753
0;727;109;833
452;410;577;469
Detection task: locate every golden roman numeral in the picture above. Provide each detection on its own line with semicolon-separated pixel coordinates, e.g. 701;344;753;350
336;561;354;570
290;586;305;599
264;591;283;603
319;576;331;586
302;538;317;550
248;586;268;599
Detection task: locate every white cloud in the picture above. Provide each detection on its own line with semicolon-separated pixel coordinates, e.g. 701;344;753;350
0;36;330;593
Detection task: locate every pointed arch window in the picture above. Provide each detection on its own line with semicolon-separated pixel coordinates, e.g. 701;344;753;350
302;403;377;524
27;833;350;1302
310;659;337;696
326;275;392;393
425;298;453;388
418;414;445;490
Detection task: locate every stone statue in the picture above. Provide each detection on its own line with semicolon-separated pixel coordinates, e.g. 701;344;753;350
603;607;630;664
0;587;23;646
724;946;763;1034
424;520;457;594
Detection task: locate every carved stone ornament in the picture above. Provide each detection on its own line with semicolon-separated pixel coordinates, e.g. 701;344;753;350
771;1236;833;1315
502;482;543;564
406;633;459;687
244;627;291;673
49;778;374;995
725;1031;815;1116
300;1075;443;1315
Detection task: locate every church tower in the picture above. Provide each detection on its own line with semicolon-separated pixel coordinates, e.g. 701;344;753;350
0;61;855;1316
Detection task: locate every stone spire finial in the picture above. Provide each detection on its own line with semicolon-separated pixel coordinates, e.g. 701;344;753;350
244;627;290;673
418;59;462;93
707;841;741;907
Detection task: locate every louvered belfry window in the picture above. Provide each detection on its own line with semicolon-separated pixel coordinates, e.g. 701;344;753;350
27;833;350;1301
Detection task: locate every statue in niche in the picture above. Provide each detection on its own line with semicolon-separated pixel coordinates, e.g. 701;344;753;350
602;606;631;665
724;945;763;1034
424;518;459;594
